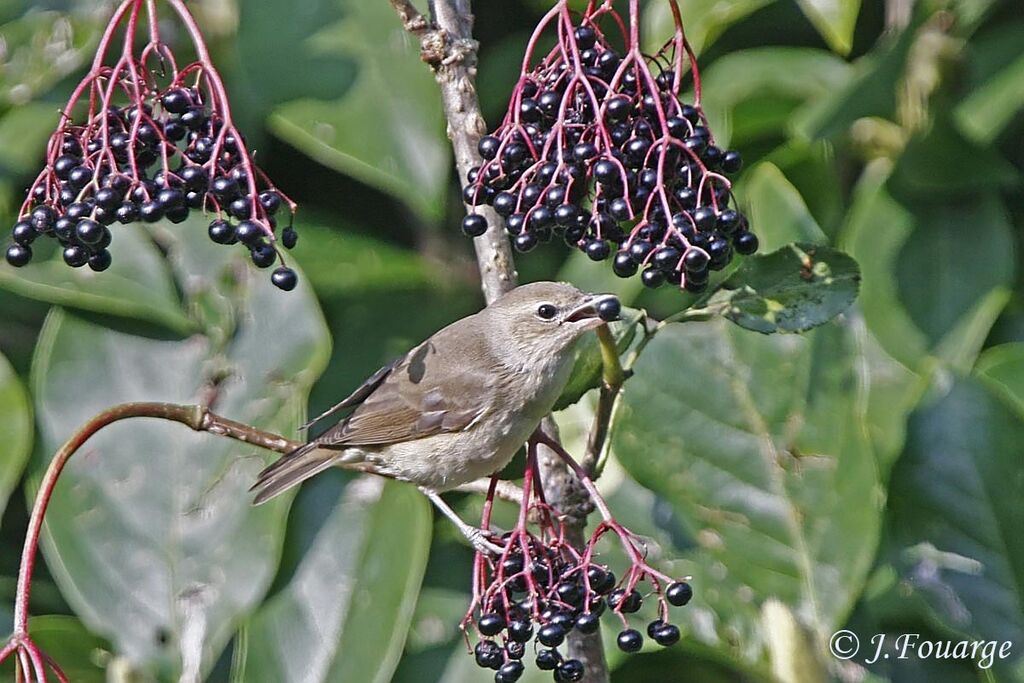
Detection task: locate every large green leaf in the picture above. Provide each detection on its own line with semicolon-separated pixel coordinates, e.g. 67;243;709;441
0;227;192;333
0;350;31;520
883;379;1024;681
740;163;828;251
0;616;108;683
975;343;1024;421
643;0;777;54
233;477;430;683
704;243;859;334
699;48;852;148
841;161;1012;374
28;240;330;677
613;314;907;663
794;0;861;55
269;0;448;223
955;21;1024;143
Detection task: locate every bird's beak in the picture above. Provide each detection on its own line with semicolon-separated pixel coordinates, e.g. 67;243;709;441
563;294;620;328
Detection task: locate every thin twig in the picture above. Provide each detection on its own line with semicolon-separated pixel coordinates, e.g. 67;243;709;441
582;324;627;475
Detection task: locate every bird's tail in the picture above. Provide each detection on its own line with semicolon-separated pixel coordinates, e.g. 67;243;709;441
250;441;341;505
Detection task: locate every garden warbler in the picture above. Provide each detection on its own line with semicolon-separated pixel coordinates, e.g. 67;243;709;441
251;281;620;552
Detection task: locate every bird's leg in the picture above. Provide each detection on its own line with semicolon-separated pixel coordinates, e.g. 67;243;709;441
419;487;506;555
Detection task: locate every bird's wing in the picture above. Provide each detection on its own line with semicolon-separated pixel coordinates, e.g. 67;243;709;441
299;357;401;430
315;334;500;447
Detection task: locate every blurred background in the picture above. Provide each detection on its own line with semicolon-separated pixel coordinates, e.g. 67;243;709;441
1;0;1023;681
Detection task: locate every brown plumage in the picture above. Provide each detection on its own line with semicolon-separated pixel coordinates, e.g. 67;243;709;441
251;281;616;506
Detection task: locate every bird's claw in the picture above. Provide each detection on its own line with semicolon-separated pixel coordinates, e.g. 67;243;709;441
467;527;506;556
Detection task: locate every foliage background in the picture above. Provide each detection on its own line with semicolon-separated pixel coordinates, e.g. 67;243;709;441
1;0;1023;681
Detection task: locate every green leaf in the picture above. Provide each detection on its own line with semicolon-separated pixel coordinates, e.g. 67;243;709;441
884;379;1024;681
794;0;861;55
700;48;852;148
269;0;448;223
740;163;828;251
704;243;859;334
840;161;1013;373
28;244;330;676
955;21;1024;143
0;227;192;334
975;343;1024;421
0;350;31;520
555;308;642;410
233;477;430;683
613;315;902;661
643;0;777;54
0;616;108;683
0;102;58;176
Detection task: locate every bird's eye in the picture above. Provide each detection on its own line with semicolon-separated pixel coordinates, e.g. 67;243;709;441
537;303;558;320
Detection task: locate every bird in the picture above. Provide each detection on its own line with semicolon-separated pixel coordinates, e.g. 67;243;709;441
250;281;620;552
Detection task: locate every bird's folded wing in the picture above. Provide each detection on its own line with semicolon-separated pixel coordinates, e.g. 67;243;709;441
314;339;501;447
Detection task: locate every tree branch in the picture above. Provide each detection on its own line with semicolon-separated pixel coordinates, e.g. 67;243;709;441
392;3;609;679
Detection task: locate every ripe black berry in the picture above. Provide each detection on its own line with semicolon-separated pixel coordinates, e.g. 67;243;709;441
206;220;234;244
535;649;559;671
478;135;500;160
271;266;297;291
692;206;717;231
666;581;693;606
282;227;298;249
474;640;502;670
653;623;680;646
63;245;89;268
75;219;105;245
30;206;56;231
555;659;584;682
259;191;281;213
235;220;262;244
478;613;505;637
161;87;192;114
88;250;112;272
574;613;600;634
721;150;743;174
608;588;643;613
462;214;488;237
495;661;524;683
617;628;643;653
585;238;610;261
139;201;164;223
596;297;621;322
5;244;32;267
116;203;140;224
507;620;532;643
12;221;38;245
734;231;759;255
537;623;566;647
513;232;538;252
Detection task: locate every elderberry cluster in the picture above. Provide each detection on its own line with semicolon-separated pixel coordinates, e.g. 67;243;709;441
461;23;757;293
5;87;299;291
470;539;692;682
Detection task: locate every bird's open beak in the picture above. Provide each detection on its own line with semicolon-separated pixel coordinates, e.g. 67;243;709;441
564;294;620;327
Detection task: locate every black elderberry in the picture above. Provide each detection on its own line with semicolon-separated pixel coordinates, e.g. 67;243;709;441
653;623;681;646
666;581;693;606
116;203;140;224
520;184;542;207
75;219;105;245
505;640;525;660
53;155;78;180
495;660;524;683
721;150;743;174
65;202;91;220
623;138;651;166
228;197;252;219
58;186;76;206
166;205;189;224
5;244;32;267
585;238;611;261
543;186;567;207
692;206;717;231
259;191;281;214
527;206;552;230
574;613;600;634
493;192;516;216
235;220;263;244
478;613;505;637
63;245;89;268
139;201;164;223
617;628;643;653
519;97;542;123
647;619;666;638
282;226;298;249
161;87;191;114
535;649;559;671
181;106;208;130
88;250;112;272
506;214;526;234
549;611;574;630
734;231;759;255
30;206;56;231
157;188;185;210
537;90;561;117
573;142;598;162
555;659;584;683
609;588;643;613
596;298;621;322
271;266;297;291
506;620;532;643
628;240;654;264
478;135;500;160
211;175;240;199
11;221;37;245
604;96;631;123
251;243;276;268
593;159;619;185
652;246;681;271
67;165;92;190
475;640;503;670
682;247;709;273
53;216;75;240
537;623;566;647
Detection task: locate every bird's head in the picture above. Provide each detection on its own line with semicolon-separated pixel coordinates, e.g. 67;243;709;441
482;281;621;365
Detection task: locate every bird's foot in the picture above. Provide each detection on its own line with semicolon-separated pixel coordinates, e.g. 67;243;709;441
465;527;506;556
